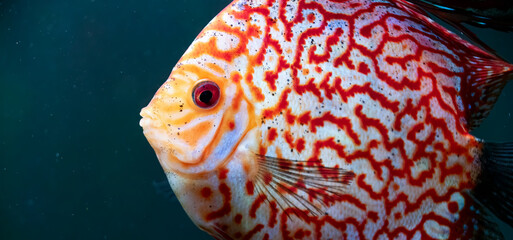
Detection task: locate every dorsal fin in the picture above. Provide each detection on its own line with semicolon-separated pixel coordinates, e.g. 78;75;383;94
404;0;513;32
394;0;513;130
463;58;513;129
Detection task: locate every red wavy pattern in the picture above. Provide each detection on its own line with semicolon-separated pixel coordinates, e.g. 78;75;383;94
183;0;504;238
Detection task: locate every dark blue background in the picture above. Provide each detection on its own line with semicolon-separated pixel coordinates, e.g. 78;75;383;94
1;0;512;239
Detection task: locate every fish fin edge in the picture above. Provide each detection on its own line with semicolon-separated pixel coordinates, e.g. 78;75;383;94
393;0;496;59
403;0;513;32
394;0;513;130
473;142;513;228
467;195;505;240
463;58;513;129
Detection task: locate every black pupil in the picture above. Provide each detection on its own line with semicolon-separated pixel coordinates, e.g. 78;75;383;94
199;90;213;103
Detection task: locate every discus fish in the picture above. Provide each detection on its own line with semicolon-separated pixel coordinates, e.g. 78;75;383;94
140;0;513;239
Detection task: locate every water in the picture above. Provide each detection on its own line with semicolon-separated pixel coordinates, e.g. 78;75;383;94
0;0;511;239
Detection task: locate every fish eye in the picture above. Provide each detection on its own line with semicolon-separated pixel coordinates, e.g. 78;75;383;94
192;80;220;109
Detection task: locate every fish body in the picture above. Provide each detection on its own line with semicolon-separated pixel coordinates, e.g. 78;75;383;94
140;0;513;239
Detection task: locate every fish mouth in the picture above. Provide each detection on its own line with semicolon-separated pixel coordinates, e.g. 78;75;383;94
139;106;166;158
140;106;177;171
140;106;204;171
140;106;159;129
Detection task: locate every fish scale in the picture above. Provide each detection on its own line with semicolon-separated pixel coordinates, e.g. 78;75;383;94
140;0;513;239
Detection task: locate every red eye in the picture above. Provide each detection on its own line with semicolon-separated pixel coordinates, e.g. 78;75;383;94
192;80;220;109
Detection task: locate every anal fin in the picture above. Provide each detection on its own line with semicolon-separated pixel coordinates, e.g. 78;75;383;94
473;142;513;227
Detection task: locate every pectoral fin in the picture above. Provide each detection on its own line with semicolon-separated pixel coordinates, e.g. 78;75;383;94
252;154;355;217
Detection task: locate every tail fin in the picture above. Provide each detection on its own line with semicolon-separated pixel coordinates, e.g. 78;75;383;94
473;142;513;227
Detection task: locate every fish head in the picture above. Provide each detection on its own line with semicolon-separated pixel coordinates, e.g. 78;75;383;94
139;0;268;177
139;6;263;230
140;62;253;175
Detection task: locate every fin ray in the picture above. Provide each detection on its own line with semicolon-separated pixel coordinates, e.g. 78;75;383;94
464;58;513;129
473;142;513;227
253;154;355;217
